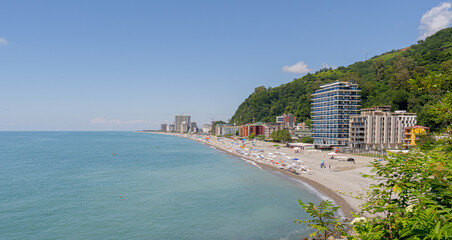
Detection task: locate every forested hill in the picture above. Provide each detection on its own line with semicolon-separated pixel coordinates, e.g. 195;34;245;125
230;27;452;131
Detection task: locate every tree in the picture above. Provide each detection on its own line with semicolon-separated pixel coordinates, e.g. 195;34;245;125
248;132;255;139
301;136;314;143
270;130;292;143
295;200;343;240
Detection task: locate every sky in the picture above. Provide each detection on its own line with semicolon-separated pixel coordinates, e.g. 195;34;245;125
1;0;452;131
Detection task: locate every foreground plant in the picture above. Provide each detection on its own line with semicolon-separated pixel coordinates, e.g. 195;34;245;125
296;136;452;239
295;200;343;240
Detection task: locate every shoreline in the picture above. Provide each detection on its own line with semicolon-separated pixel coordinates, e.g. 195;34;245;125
145;132;376;220
188;135;355;219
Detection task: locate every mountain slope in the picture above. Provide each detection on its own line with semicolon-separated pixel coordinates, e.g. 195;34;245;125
230;28;452;131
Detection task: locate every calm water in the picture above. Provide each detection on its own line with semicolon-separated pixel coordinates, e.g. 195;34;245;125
0;132;322;239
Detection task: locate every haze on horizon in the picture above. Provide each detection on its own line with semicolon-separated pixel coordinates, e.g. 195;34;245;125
1;1;451;131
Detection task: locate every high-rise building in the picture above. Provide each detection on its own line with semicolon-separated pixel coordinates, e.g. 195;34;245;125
189;122;198;133
160;123;168;132
168;122;175;132
349;106;417;149
181;121;188;133
311;81;361;147
175;114;191;132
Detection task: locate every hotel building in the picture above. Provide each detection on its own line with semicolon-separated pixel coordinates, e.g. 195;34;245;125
175;114;191;132
349;106;417;149
311;81;360;147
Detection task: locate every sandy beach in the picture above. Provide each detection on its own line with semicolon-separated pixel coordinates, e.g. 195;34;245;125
150;132;376;219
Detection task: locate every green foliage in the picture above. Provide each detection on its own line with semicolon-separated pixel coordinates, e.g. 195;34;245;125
270;129;291;143
248;132;255;139
296;136;452;239
348;137;452;239
295;200;343;240
256;135;265;141
301;136;314;143
231;28;452;132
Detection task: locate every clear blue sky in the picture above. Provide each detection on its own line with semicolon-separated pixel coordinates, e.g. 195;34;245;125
0;0;450;130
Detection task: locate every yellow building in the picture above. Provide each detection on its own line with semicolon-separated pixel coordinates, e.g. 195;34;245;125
403;125;430;148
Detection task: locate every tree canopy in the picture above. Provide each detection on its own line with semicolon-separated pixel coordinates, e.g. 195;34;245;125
231;28;452;132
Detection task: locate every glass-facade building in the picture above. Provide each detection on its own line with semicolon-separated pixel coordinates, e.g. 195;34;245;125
311;81;360;146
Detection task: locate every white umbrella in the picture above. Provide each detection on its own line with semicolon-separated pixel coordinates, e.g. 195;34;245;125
328;152;337;155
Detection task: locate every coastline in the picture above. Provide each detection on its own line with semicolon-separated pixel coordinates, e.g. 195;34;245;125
145;132;376;220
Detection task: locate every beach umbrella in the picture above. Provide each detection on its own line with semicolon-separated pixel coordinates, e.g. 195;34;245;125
292;158;299;160
328;152;337;155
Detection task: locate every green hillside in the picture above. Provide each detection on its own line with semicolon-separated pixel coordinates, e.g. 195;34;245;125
230;28;452;131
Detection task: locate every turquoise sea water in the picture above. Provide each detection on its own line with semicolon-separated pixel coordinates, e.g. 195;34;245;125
0;132;322;239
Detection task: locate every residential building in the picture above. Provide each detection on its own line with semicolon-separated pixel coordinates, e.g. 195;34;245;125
175;114;191;132
201;124;212;134
311;81;361;147
295;122;308;130
189;122;198;133
168;122;175;132
181;121;188;133
276;113;297;128
216;124;240;136
349;106;417;149
160;123;168;132
240;123;265;137
403;125;430;148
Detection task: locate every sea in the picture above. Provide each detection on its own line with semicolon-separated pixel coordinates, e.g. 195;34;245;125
0;131;323;240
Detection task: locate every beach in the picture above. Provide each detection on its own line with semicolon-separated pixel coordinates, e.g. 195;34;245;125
154;132;376;219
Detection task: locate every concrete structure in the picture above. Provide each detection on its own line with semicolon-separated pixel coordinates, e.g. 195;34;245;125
349;106;417;150
240;123;265;137
189;122;198;133
295;122;308;130
311;81;361;147
160;123;168;132
201;124;212;134
180;121;188;133
215;124;240;136
293;129;311;139
168;122;175;132
276;113;296;128
175;114;191;132
403;125;430;149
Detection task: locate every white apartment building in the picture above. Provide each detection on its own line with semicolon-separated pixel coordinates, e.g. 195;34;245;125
349;106;417;150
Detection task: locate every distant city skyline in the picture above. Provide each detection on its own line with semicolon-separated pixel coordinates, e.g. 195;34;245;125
1;1;451;130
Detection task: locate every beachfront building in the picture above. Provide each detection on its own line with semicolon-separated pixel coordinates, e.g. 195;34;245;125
168;122;175;132
403;125;430;149
215;124;240;136
276;113;296;128
240;123;265;137
349;106;417;149
175;114;191;132
160;123;168;132
189;122;198;133
201;124;212;134
181;122;188;133
311;81;361;147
